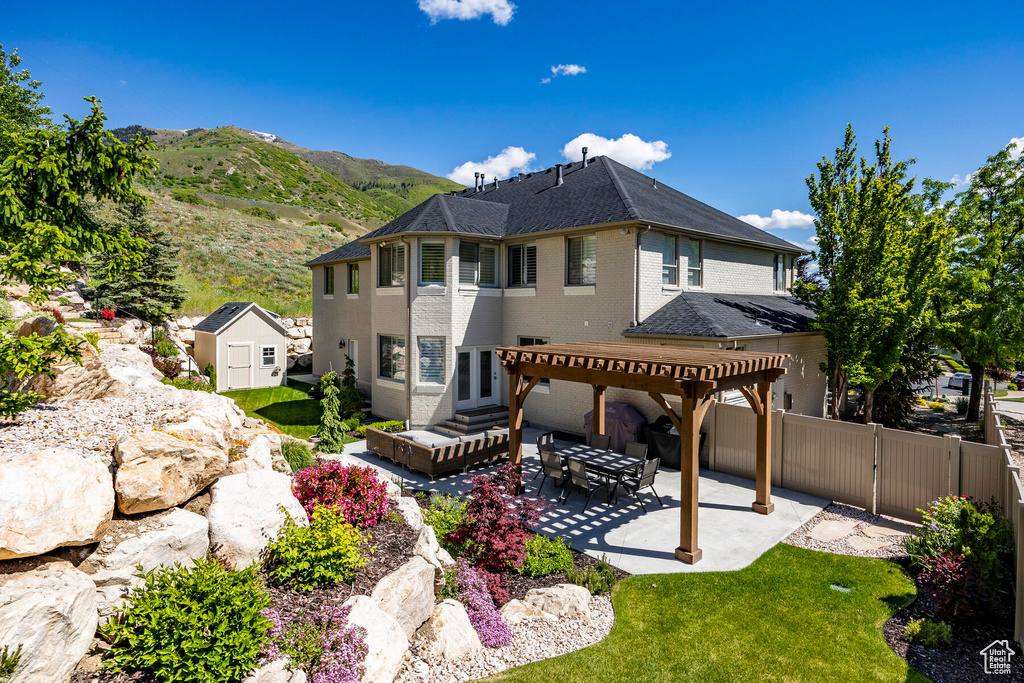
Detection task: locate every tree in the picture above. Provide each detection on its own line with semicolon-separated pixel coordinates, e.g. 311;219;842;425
0;98;156;417
337;354;362;419
0;44;52;162
88;200;186;324
800;125;951;422
859;324;941;429
316;371;347;453
933;141;1024;421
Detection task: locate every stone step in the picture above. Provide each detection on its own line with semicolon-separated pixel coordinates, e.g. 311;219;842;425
68;321;103;329
95;331;123;339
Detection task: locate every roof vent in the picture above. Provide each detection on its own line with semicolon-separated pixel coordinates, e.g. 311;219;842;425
492;177;498;190
555;164;564;187
474;172;480;193
582;146;589;168
652;178;658;189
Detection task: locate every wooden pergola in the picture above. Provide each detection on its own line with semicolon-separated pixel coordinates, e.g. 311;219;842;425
495;342;788;564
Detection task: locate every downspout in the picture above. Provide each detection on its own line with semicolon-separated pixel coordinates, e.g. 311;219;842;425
401;235;413;428
633;225;651;327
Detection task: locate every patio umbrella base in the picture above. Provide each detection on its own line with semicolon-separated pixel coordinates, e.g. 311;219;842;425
675;547;703;564
752;502;775;515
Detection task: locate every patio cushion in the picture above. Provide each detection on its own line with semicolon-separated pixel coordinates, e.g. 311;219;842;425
486;428;509;438
400;430;460;449
457;434;487;444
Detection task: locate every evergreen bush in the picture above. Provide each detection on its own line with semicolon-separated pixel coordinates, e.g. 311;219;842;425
517;535;574;578
316;371;347;453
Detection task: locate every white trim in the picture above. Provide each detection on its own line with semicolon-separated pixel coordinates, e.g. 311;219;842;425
376;286;405;296
414;383;446;395
346;293;359;300
564;285;596;295
458;285;503;297
322;294;334;300
503;288;536;297
202;303;289;336
260;344;278;368
661;286;681;294
226;342;255;390
416;285;447;296
375;377;405;389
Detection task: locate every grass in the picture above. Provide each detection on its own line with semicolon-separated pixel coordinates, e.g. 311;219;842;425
488;544;928;683
222;378;350;443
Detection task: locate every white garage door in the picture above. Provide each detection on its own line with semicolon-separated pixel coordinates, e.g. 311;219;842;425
227;343;252;389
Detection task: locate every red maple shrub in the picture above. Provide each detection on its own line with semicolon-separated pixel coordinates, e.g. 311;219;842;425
100;307;116;322
293;461;389;528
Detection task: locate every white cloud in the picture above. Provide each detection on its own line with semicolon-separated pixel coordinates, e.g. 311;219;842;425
447;146;536;185
737;209;816;231
552;64;586;77
560;133;670;170
539;77;551;84
417;0;515;25
1009;136;1024;161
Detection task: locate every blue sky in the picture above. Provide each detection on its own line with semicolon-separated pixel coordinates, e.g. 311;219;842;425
6;0;1023;250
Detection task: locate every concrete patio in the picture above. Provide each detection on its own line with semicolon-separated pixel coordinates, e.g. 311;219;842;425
336;427;827;575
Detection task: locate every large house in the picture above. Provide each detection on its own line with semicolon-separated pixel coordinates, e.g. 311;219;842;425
306;154;824;434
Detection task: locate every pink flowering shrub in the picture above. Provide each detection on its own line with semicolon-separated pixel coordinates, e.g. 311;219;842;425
263;605;367;683
441;559;512;647
293;461;389;527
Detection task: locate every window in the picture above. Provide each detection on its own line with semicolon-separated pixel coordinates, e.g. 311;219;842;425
378;243;405;287
662;234;679;285
518;336;550;385
566;235;597;286
348;263;359;294
418;337;445;384
419;241;445;285
774;254;786;291
687;240;703;287
261;345;277;368
324;266;335;295
378;335;406;381
459;241;499;287
507;244;537;287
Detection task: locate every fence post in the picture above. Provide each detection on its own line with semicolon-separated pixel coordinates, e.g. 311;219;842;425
772;409;784;487
706;400;717;471
1017;497;1024;648
947;434;961;496
871;423;881;515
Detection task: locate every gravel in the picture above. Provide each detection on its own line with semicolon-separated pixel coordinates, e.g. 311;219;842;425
783;502;913;559
398;595;614;683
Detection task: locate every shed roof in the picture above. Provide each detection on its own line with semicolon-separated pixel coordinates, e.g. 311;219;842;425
193;302;288;336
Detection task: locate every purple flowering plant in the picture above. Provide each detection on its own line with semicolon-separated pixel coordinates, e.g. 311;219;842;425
262;605;368;683
439;559;512;647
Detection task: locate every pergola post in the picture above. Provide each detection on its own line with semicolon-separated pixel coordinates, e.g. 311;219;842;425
592;385;606;438
741;380;775;515
508;372;523;471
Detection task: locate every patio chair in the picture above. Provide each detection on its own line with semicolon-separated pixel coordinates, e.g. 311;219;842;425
624;441;648;460
562;458;610;511
590;433;611;451
537;441;569;496
533;432;556;479
620;457;664;512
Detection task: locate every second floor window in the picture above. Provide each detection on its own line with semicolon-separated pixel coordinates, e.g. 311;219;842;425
518;336;550;386
420;241;445;285
662;234;679;285
348;263;359;294
507;244;537;288
459;241;499;286
378;243;405;287
418;337;445;383
774;254;786;291
566;235;596;286
378;334;406;381
324;266;335;295
687;239;703;287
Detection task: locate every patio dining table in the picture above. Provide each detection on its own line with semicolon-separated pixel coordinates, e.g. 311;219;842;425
557;443;646;503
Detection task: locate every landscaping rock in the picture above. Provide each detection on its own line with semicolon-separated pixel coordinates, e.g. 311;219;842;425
16;315;58;338
22;343;165;401
499;599;558;625
806;519;859;542
0;561;98;683
412;526;446;592
294;352;312;369
860;522;911;539
287;326;304;339
846;536;893;551
79;508;209;620
153;392;245;450
242;657;307;683
0;448;113;560
227;435;275;475
394;497;424;532
206;470;307;570
7;299;32;318
523;584;592;623
436;548;455;567
371;556;436;638
344;595;409;683
416;599;483;662
114;430;228;514
288;337;311;355
174;315;194;330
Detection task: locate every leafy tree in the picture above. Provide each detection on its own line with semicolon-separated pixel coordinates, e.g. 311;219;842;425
316;370;346;453
0;98;156;417
933;141;1024;421
338;354;362;418
859;325;941;429
88;200;186;324
799;125;951;422
0;44;52;162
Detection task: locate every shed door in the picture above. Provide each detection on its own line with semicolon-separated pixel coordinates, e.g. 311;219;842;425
227;343;252;390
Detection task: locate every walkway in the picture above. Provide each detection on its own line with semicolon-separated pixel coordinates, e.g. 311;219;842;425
336;427;827;575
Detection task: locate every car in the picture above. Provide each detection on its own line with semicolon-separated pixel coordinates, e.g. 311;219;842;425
1012;374;1024;386
947;372;972;389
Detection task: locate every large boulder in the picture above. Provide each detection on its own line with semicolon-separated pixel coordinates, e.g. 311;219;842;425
499;599;558;626
206;471;307;570
371;556;435;638
344;595;408;683
174;315;194;330
241;658;306;683
114;430;228;514
415;599;483;662
22;344;165;401
289;337;311;355
0;448;113;560
7;299;32;318
287;327;304;339
393;497;423;532
523;583;592;623
15;315;58;338
153;392;245;450
412;525;446;592
227;435;274;475
79;508;209;620
0;561;97;683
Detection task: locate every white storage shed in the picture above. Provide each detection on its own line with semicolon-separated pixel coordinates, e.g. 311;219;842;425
193;302;288;392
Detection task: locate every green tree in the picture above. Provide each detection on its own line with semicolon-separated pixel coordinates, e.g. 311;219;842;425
88;200;186;324
799;125;951;422
933;141;1024;421
0;44;52;162
316;370;346;453
338;354;362;418
0;98;156;417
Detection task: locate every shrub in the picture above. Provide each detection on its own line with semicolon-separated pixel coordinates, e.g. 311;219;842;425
83;331;100;352
103;557;271;683
244;206;277;220
352;411;367;421
282;438;316;472
1009;383;1019;391
203;362;217;389
0;300;12;321
316;371;347;453
565;555;619;595
161;375;216;392
263;605;367;683
292;460;389;527
338;355;363;418
928;401;946;412
47;306;65;324
423;494;470;557
266;505;366;591
355;420;405;438
441;559;512;646
307;372;340;401
100;306;116;321
154;338;178;358
0;645;22;682
903;617;953;648
171;188;207;205
919;552;972;620
517;535;574;578
954;396;970;415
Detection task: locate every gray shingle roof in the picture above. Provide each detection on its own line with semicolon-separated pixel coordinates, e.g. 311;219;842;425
309;155;804;265
194;302;285;335
625;292;816;338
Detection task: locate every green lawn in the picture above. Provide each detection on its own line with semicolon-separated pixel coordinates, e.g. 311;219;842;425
222;379;345;442
490;544;928;683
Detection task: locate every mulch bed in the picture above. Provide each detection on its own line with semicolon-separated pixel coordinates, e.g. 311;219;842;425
884;560;1023;682
904;405;985;443
501;550;630;603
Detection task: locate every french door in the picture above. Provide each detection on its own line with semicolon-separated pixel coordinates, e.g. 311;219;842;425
456;347;499;411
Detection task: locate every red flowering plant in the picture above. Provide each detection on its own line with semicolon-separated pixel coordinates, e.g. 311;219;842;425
293;461;389;528
100;307;116;322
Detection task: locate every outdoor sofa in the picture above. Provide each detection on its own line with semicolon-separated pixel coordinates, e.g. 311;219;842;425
365;427;509;479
